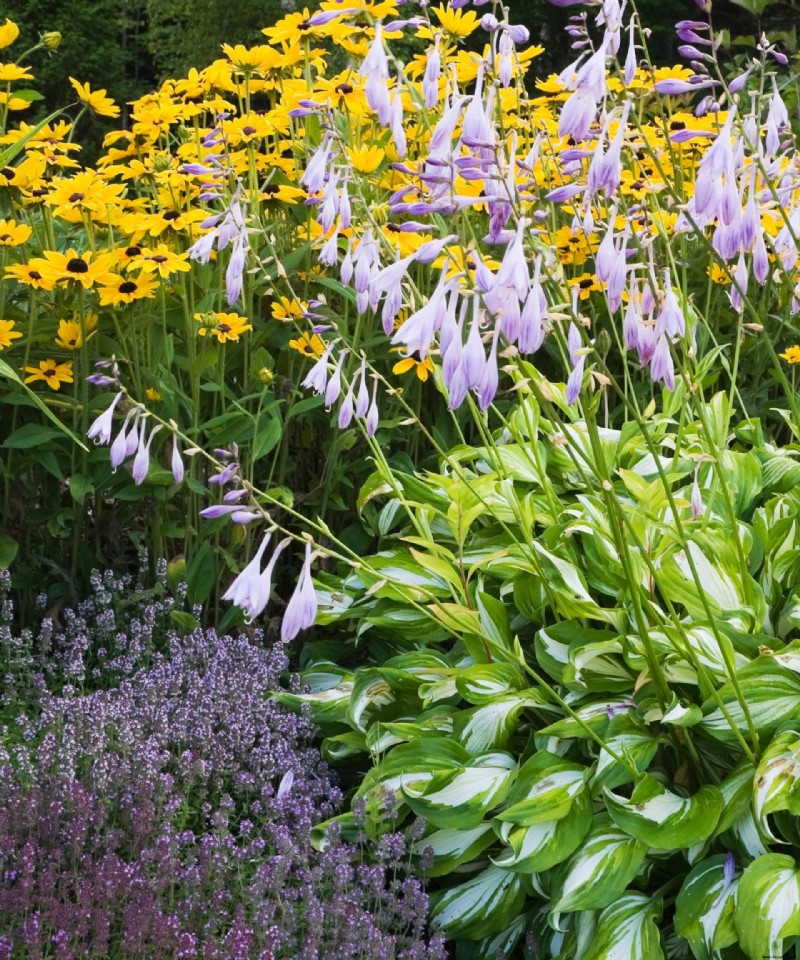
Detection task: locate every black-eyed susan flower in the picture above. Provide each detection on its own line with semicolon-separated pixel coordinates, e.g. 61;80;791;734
568;272;603;300
780;346;800;364
195;311;252;343
54;315;98;350
346;144;385;174
0;319;22;350
0;19;20;50
69;77;120;118
0;218;31;246
98;274;158;306
0;64;33;83
131;244;192;279
271;297;307;322
23;358;73;390
392;350;434;381
4;262;55;290
288;331;326;358
35;249;118;289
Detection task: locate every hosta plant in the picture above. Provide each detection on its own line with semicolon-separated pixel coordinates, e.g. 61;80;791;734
279;377;800;960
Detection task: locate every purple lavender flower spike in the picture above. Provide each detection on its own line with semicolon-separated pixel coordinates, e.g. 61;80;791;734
87;391;123;445
281;542;318;642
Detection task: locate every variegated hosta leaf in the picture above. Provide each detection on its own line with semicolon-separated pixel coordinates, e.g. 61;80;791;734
493;789;592;873
403;752;517;829
430;864;526;940
734;853;800;960
495;750;588;825
604;776;723;850
453;913;528;960
365;709;456;753
564;633;635;693
410;823;495;878
453;696;527;754
582;893;664;960
591;715;661;791
753;730;800;840
674;854;739;960
357;738;470;800
273;674;353;724
454;663;525;705
700;663;800;743
551;814;648;913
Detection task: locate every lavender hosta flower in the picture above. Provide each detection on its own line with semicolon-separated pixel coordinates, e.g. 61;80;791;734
391;271;452;360
654;77;718;95
389;90;407;159
423;34;441;108
87;392;123;445
301;133;333;194
222;532;272;609
566;322;586;405
226;234;249;306
729;252;749;311
655;274;685;339
355;361;370;419
477;326;500;410
691;465;705;519
170;439;185;484
110;408;138;469
338;378;355;429
281;543;318;642
325;351;346;410
365;379;380;437
132;424;161;486
650;334;675;390
362;22;392;124
301;344;333;395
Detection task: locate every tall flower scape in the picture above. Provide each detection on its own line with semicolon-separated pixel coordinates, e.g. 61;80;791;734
3;0;800;957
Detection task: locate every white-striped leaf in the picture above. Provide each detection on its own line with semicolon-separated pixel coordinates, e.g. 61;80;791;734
592;716;661;791
404;752;517;829
734;854;800;960
674;854;738;960
495;750;587;825
493;789;592;873
454;697;527;754
552;815;648;913
700;665;800;743
605;776;723;850
455;664;524;705
753;730;800;838
410;823;495;878
430;864;526;940
582;893;664;960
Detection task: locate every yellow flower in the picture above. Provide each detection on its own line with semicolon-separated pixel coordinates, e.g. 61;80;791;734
195;311;252;343
392;351;434;381
0;319;22;350
98;274;159;306
23;358;73;390
421;5;480;38
568;272;603;300
0;218;31;246
780;346;800;364
346;144;385;174
69;77;120;119
0;19;20;50
260;182;307;204
129;243;192;279
54;315;98;350
145;387;162;401
271;297;306;322
4;262;55;290
34;248;118;290
0;64;33;82
288;331;326;358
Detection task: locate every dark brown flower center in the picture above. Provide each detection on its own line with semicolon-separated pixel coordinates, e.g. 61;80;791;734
241;125;257;136
68;192;84;203
162;211;180;221
119;281;137;294
125;246;142;257
67;257;89;273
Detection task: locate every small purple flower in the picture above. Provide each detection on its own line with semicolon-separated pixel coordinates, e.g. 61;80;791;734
566;322;586;405
87;392;123;445
281;543;318;642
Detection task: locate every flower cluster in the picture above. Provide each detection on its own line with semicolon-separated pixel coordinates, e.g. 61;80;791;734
0;567;445;960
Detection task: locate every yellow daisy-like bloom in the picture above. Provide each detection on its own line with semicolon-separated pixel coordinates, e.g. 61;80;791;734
129;243;192;279
69;78;120;118
0;19;20;50
392;351;434;382
34;248;118;290
98;274;159;306
145;387;162;401
0;64;33;83
260;182;307;204
420;5;480;38
288;331;326;358
346;144;385;174
54;314;98;350
569;273;603;300
271;297;306;322
780;346;800;364
195;311;252;343
3;262;55;290
23;358;73;390
0;218;31;246
0;318;22;350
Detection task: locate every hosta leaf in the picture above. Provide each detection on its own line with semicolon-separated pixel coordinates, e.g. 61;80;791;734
564;635;634;693
592;715;661;791
404;752;517;829
583;893;664;960
605;776;723;850
700;663;800;743
496;751;588;825
493;789;593;873
431;865;526;940
411;823;495;878
348;670;397;731
552;814;648;913
273;679;353;725
735;854;800;960
454;913;528;960
359;738;470;798
454;697;527;754
674;854;738;960
455;664;525;705
753;729;800;838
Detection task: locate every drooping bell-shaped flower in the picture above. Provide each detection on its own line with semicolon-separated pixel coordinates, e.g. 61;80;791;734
281;542;318;642
650;335;675;390
301;344;333;395
132;423;161;486
171;438;185;484
423;34;441;108
655;273;685;339
355;360;370;419
222;532;272;609
324;350;346;410
110;407;138;469
566;322;586;405
87;391;123;445
365;379;380;438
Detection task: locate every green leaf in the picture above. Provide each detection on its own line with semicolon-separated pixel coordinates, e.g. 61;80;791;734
68;473;95;506
583;894;664;960
496;750;587;826
3;423;66;449
701;663;800;743
0;358;88;452
185;541;216;605
675;855;739;960
430;865;526;940
252;417;282;460
735;854;800;960
753;730;800;838
411;823;495;878
493;789;593;873
552;815;648;913
0;533;18;569
605;776;723;850
403;752;517;829
453;697;527;754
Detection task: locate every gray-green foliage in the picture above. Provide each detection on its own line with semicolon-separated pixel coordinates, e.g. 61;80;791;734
282;369;800;960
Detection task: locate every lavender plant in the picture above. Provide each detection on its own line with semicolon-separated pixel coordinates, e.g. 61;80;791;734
0;567;445;960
